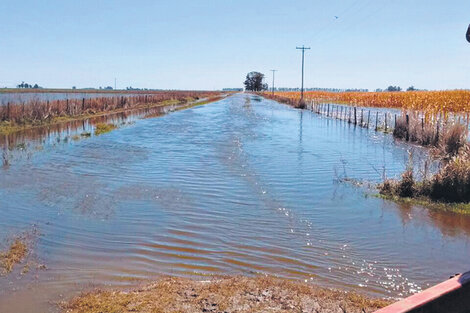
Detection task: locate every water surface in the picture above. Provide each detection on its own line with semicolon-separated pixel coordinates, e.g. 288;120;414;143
0;94;469;312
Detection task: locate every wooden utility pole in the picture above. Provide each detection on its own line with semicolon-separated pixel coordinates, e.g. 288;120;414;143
466;24;470;43
270;69;277;96
296;45;311;100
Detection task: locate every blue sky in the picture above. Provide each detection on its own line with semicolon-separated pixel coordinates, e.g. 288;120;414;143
1;0;469;90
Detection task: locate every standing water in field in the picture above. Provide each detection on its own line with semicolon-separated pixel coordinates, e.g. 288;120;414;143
0;94;469;312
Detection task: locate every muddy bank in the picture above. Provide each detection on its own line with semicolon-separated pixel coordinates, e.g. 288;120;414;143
62;276;391;313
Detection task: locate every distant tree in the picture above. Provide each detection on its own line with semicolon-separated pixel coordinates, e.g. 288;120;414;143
72;86;76;89
33;83;39;89
375;88;383;92
104;86;113;90
244;72;267;91
386;86;401;92
407;86;416;91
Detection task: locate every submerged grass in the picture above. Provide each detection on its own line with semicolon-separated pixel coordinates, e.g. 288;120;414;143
62;276;391;313
0;238;28;274
94;123;117;135
376;193;470;215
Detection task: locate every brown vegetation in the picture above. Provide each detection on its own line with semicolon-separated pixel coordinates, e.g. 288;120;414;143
0;238;28;274
269;90;470;115
380;124;470;205
62;276;391;313
94;123;117;135
0;91;222;135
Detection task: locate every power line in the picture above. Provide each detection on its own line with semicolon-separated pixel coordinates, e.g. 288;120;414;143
296;46;311;100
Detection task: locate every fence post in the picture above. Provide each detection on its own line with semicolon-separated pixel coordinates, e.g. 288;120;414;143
367;110;370;127
327;103;330;117
82;98;85;113
406;114;410;141
394;114;397;129
354;107;357;125
375;112;378;131
361;109;363;126
385;113;387;131
7;102;10;120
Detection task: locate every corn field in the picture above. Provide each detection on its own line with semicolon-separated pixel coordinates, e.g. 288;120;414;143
269;90;470;117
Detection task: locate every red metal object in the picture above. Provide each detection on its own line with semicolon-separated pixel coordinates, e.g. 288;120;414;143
375;271;470;313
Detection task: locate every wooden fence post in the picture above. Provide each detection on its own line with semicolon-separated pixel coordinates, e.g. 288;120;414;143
406;114;410;141
375;112;378;131
367;110;371;128
354;107;357;125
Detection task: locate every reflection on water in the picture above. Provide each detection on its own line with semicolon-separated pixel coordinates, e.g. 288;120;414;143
0;94;469;312
0;103;184;166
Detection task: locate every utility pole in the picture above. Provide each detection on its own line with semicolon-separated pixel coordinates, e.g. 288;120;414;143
296;45;310;100
270;69;277;96
466;24;470;43
114;78;117;90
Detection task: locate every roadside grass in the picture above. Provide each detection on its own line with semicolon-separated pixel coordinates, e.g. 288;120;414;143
379;124;470;209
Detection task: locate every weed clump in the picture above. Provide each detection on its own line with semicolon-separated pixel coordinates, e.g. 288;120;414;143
439;123;467;157
94;123;116;135
0;239;28;274
295;99;307;109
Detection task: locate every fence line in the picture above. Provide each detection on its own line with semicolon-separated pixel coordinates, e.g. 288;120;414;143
0;91;220;123
307;100;468;141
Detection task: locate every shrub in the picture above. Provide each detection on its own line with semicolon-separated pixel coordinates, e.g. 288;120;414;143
393;116;408;140
430;154;470;202
439;124;467;157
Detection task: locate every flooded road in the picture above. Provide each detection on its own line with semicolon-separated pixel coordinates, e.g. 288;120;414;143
0;94;469;312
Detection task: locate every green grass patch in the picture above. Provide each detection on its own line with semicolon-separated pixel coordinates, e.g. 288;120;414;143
375;193;470;215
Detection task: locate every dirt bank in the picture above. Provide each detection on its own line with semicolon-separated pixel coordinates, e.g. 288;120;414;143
62;276;391;313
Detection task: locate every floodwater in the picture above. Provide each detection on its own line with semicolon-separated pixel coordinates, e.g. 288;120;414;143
0;94;469;312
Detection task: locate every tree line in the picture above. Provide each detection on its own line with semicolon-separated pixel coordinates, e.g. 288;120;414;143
17;81;41;89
